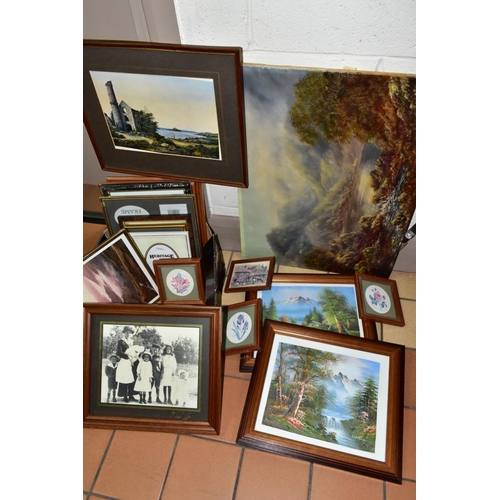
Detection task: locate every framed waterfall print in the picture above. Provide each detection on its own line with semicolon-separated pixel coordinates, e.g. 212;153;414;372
237;320;405;483
84;39;248;187
83;303;223;434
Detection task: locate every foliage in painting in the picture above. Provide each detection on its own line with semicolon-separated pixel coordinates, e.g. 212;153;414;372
260;70;416;277
263;343;379;452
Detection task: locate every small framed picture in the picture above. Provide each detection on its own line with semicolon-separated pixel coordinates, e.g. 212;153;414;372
83;230;159;304
237;320;405;483
154;258;205;304
223;299;262;354
354;273;405;326
224;256;275;293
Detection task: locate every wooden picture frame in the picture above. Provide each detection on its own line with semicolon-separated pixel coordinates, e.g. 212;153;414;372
224;256;275;294
237;320;405;483
83;230;159;304
223;299;262;354
100;194;203;247
153;258;205;305
355;273;405;326
84;39;248;188
99;179;192;197
240;273;378;372
83;303;222;434
127;230;193;272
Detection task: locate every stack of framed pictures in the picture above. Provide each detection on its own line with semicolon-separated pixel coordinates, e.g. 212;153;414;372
83;177;225;307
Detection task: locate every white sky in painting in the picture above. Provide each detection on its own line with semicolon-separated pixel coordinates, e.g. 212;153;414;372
89;70;219;133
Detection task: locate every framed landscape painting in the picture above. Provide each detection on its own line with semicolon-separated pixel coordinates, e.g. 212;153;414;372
237;320;405;483
84;40;248;187
239;64;416;277
83;303;223;434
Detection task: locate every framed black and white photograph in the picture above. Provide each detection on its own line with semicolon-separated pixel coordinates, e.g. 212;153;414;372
237;320;405;483
84;39;248;187
83;230;159;304
224;257;275;293
83;303;223;434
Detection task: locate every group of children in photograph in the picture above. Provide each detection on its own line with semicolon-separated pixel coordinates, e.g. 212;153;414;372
104;326;190;407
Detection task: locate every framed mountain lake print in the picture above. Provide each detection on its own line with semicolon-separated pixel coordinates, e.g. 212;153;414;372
237;320;405;483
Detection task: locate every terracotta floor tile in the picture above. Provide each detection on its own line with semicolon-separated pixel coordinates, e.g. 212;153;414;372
310;463;384;500
390;271;416;300
223;351;253;380
83;428;112;491
93;430;177;500
236;448;310;500
162;435;241;499
382;300;416;348
209;376;250;443
404;349;416;408
386;479;416;500
402;408;416;481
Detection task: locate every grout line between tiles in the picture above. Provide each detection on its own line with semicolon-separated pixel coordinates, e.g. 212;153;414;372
231;447;245;500
157;434;180;500
307;462;313;500
85;430;116;499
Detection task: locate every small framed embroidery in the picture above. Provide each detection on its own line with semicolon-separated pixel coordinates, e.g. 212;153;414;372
354;273;405;327
154;258;205;305
223;299;262;355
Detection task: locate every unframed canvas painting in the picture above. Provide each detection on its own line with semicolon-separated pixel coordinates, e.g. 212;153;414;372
239;65;416;277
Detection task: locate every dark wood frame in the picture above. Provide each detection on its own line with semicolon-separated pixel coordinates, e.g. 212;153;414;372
237;320;405;483
355;273;405;327
224;256;276;293
223;299;262;354
154;258;205;305
83;303;222;434
84;39;248;188
240;273;378;372
103;177;210;245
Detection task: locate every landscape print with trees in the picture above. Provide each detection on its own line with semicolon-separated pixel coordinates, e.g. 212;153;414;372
240;65;416;277
257;339;386;458
259;283;364;336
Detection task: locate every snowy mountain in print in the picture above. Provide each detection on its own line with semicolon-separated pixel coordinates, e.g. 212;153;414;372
282;296;317;306
322;372;365;420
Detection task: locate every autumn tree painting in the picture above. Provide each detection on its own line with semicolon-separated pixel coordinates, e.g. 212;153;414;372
240;66;416;278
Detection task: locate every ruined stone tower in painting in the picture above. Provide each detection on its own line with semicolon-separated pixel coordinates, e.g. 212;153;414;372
104;80;142;134
105;81;127;132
